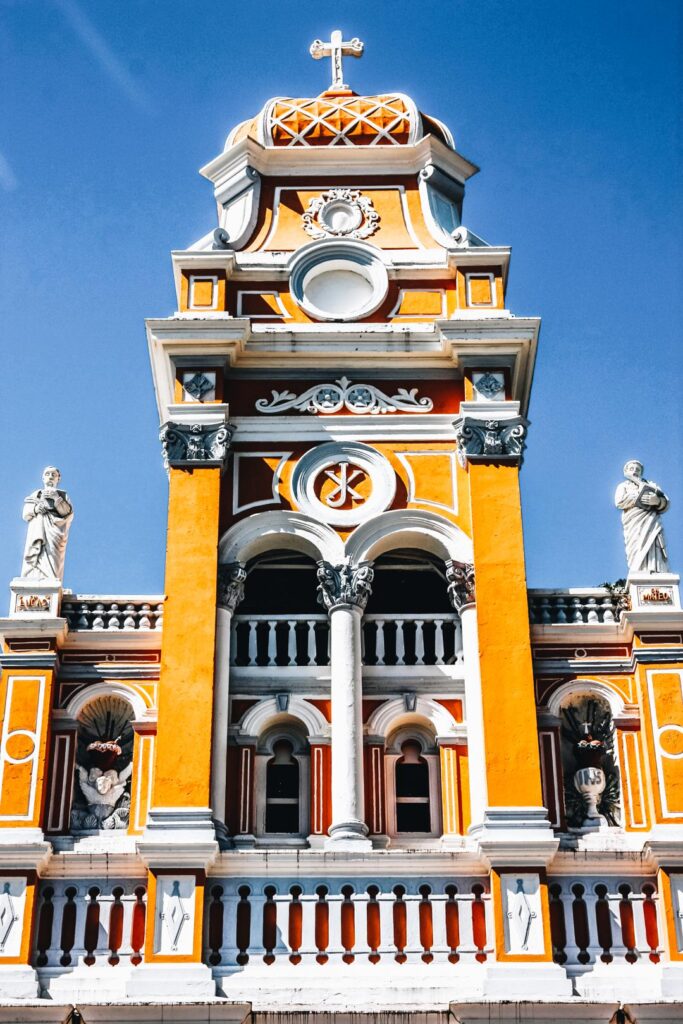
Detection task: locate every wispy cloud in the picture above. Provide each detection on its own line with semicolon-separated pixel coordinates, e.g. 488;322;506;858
0;150;18;191
55;0;154;113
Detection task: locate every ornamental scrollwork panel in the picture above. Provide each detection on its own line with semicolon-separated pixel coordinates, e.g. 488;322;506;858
256;377;434;416
159;421;235;469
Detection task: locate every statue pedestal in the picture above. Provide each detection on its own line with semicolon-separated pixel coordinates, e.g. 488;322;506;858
8;576;62;617
627;572;680;612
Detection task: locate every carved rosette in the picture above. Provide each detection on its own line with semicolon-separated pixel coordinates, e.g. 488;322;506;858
446;560;476;612
453;415;529;466
316;560;374;611
217;562;247;613
159;421;234;470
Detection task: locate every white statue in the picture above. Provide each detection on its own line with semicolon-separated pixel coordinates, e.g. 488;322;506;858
74;763;133;829
614;460;670;573
21;466;74;581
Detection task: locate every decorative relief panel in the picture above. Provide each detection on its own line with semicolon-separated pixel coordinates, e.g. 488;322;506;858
0;877;26;958
454;415;528;466
159;421;234;470
290;441;395;527
154;875;196;956
500;873;545;955
302;189;379;240
256;377;433;416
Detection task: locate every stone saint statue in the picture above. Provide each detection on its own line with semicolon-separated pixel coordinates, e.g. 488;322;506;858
21;466;74;581
614;460;670;573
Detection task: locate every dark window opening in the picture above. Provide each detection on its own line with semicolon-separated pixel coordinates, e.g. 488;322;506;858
265;739;300;833
395;740;431;833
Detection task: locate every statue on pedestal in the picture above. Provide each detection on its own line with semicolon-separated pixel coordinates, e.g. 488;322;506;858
614;460;670;574
20;466;74;581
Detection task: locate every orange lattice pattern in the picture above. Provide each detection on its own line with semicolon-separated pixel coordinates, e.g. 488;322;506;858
268;94;413;147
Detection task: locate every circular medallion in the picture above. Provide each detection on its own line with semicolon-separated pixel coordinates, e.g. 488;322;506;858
302;188;379;241
289;241;389;322
291;442;396;526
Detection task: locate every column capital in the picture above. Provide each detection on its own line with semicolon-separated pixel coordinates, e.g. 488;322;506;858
159;420;235;470
217;561;247;613
446;559;476;612
453;403;529;466
316;560;374;611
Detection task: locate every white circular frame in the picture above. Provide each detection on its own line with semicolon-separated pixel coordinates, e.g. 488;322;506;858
291;441;396;527
289;241;389;322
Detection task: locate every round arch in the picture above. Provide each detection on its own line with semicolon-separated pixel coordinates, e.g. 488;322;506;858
366;696;462;742
345;509;473;565
64;681;152;722
237;695;331;742
219;510;343;566
546;678;628;719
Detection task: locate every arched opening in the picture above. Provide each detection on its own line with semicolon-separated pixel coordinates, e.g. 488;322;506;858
559;692;621;828
70;694;134;833
363;549;459;666
265;739;300;834
232;550;327;667
385;725;441;840
395;740;431;833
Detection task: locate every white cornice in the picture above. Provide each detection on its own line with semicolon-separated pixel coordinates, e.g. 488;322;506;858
231;413;457;443
199;135;479;190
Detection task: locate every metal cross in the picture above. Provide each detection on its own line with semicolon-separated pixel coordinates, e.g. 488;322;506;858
309;30;364;91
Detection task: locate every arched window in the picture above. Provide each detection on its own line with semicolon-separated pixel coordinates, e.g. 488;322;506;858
265;739;300;834
395;740;431;833
385;727;441;840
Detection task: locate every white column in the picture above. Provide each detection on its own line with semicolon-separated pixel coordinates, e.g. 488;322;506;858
211;562;246;843
446;560;487;827
317;560;373;849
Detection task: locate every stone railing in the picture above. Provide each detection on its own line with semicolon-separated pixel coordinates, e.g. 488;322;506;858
548;877;661;967
528;589;624;625
231;613;462;668
33;880;147;970
61;597;164;631
205;877;492;967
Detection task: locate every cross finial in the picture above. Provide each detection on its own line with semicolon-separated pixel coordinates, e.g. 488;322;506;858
309;30;364;92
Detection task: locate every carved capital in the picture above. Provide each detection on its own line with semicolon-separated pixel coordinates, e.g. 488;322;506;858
453;414;528;466
217;562;247;613
446;560;476;612
159;421;234;470
316;560;374;611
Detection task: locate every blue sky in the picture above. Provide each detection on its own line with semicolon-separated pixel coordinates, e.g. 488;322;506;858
1;0;681;593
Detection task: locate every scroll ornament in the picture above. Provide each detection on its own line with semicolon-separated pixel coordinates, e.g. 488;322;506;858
453;415;528;466
256;377;434;416
159;421;234;469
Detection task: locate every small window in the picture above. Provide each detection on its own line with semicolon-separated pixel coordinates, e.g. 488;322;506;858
395;740;431;833
265;739;300;833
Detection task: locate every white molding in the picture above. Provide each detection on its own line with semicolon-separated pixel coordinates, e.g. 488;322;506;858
232;413;457;443
465;271;496;308
63;680;152;721
219;510;344;565
546;678;627;719
237;695;331;740
646;668;683;820
345;508;473;564
188;274;218;311
366;696;460;740
395;450;458;513
231;451;290;515
0;676;45;823
236;289;289;319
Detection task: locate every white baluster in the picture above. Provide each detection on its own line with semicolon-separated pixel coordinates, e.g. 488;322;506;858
275;892;292;956
300;889;318;962
307;621;317;665
377;889;394;958
222;886;240;966
247;621;258;666
119;890;135;959
48;886;67;968
267;621;277;666
430;891;448;961
352;890;370;957
458;892;475;960
395;619;405;665
454;619;464;663
414;620;425;665
375;619;386;665
326;889;344;963
434;619;445;665
287;621;297;666
405;888;422;960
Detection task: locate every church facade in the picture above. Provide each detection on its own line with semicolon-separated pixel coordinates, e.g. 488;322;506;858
0;32;681;1024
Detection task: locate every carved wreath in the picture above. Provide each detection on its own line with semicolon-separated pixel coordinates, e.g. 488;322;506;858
302;189;380;240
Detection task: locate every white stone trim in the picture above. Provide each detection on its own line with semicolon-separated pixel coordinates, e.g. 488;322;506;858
237;695;330;740
395;450;458;513
465;271;496;307
346;508;473;564
231;451;290;515
366;695;460;741
0;676;45;823
63;680;152;722
188;274;219;311
236;289;290;319
546;678;627;719
646;668;683;820
219;510;344;565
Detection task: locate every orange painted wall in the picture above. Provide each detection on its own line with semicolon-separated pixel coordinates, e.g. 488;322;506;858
153;468;221;808
468;463;543;808
0;670;54;828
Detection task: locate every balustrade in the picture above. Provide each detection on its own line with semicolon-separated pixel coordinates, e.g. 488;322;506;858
61;597;164;631
548;878;661;967
205;878;491;967
528;590;623;626
33;881;147;970
231;613;462;668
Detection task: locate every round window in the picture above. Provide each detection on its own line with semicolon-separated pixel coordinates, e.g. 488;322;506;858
289;241;389;322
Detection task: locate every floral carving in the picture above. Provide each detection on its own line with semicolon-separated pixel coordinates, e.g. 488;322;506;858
316;560;374;611
302;189;379;240
454;415;528;465
256;377;433;416
217;562;247;613
159;422;234;469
